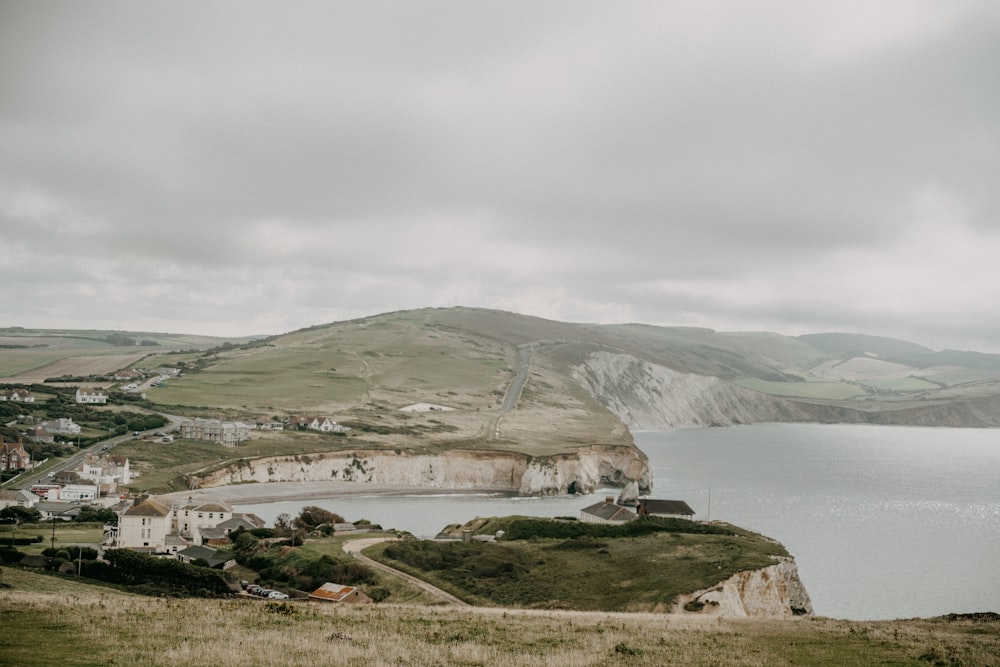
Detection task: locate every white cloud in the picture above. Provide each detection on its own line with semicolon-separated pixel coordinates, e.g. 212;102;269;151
1;2;999;350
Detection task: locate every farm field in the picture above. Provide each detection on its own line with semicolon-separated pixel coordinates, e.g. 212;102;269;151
0;329;233;383
732;378;865;399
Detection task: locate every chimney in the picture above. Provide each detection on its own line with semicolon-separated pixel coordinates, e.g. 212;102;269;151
605;496;615;504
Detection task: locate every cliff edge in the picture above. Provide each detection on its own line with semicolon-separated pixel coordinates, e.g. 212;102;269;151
672;557;814;618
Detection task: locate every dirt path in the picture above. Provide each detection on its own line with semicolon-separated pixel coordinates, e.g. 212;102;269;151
342;537;470;607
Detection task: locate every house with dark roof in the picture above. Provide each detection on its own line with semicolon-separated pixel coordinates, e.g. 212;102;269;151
0;388;35;403
636;499;696;520
308;582;373;604
177;545;235;569
579;496;638;524
26;428;54;444
35;501;79;521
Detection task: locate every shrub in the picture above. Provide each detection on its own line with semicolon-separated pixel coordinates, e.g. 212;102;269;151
501;517;733;541
0;547;24;563
368;587;390;602
102;549;232;596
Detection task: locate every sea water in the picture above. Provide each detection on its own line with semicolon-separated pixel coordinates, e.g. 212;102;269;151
235;423;1000;620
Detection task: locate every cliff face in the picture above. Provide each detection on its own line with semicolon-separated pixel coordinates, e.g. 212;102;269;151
572;350;1000;428
190;445;651;496
672;557;814;618
572;351;796;429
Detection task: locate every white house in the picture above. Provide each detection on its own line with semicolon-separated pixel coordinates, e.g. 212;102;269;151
0;388;35;403
115;496;173;551
179;418;251;446
77;454;132;495
112;495;261;553
0;488;37;510
288;416;350;433
41;418;81;435
59;479;99;502
75;387;108;404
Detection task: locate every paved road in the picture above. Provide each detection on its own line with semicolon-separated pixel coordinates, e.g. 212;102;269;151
342;537;470;606
501;346;531;412
6;413;184;491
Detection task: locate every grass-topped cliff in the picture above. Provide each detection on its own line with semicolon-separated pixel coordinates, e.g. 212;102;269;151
371;516;795;613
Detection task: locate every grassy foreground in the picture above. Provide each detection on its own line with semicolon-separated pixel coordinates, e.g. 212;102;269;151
2;569;998;667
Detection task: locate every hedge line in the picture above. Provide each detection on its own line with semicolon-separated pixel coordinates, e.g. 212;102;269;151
501;516;733;541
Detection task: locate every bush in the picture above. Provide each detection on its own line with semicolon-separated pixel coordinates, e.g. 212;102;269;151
501;517;733;541
0;547;24;563
368;587;390;602
0;535;44;546
43;546;99;560
101;549;232;596
293;506;345;532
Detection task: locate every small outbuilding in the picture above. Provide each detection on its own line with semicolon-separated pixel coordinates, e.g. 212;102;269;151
579;496;637;524
636;499;696;520
308;582;373;604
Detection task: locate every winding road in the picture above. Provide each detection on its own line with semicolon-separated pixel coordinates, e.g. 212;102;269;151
342;536;470;606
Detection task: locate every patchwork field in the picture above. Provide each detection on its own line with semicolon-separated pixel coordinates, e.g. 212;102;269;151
0;330;232;382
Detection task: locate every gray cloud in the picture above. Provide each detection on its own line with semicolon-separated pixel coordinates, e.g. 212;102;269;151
2;1;999;352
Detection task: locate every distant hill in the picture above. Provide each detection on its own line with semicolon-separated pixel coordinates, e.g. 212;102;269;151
798;332;1000;371
127;308;1000;453
7;308;1000;462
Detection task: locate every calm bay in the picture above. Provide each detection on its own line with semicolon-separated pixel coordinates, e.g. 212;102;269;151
234;423;1000;620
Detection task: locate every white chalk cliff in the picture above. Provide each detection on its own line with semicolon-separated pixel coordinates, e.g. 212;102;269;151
572;351;796;429
672;557;814;618
189;444;651;497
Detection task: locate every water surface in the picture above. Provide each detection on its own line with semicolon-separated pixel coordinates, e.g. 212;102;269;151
236;423;1000;620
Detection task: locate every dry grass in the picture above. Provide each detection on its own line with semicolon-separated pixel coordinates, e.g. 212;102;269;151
2;569;998;667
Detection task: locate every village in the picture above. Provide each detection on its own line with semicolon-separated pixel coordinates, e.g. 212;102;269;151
1;363;695;609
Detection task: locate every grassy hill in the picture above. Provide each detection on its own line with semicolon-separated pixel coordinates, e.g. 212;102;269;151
371;517;790;612
7;308;1000;494
2;568;998;667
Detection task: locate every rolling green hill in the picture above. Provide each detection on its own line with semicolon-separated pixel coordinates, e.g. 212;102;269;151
138;307;1000;435
7;308;1000;483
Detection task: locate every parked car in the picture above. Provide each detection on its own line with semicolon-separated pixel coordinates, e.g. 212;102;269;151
267;591;289;600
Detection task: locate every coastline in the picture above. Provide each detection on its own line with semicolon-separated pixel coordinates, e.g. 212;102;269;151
159;481;518;506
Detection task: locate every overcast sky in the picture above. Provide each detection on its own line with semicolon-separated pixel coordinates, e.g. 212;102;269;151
2;2;999;351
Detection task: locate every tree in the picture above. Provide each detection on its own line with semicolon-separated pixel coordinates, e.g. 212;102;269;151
75;506;117;524
1;506;42;525
293;506;345;532
274;513;292;534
